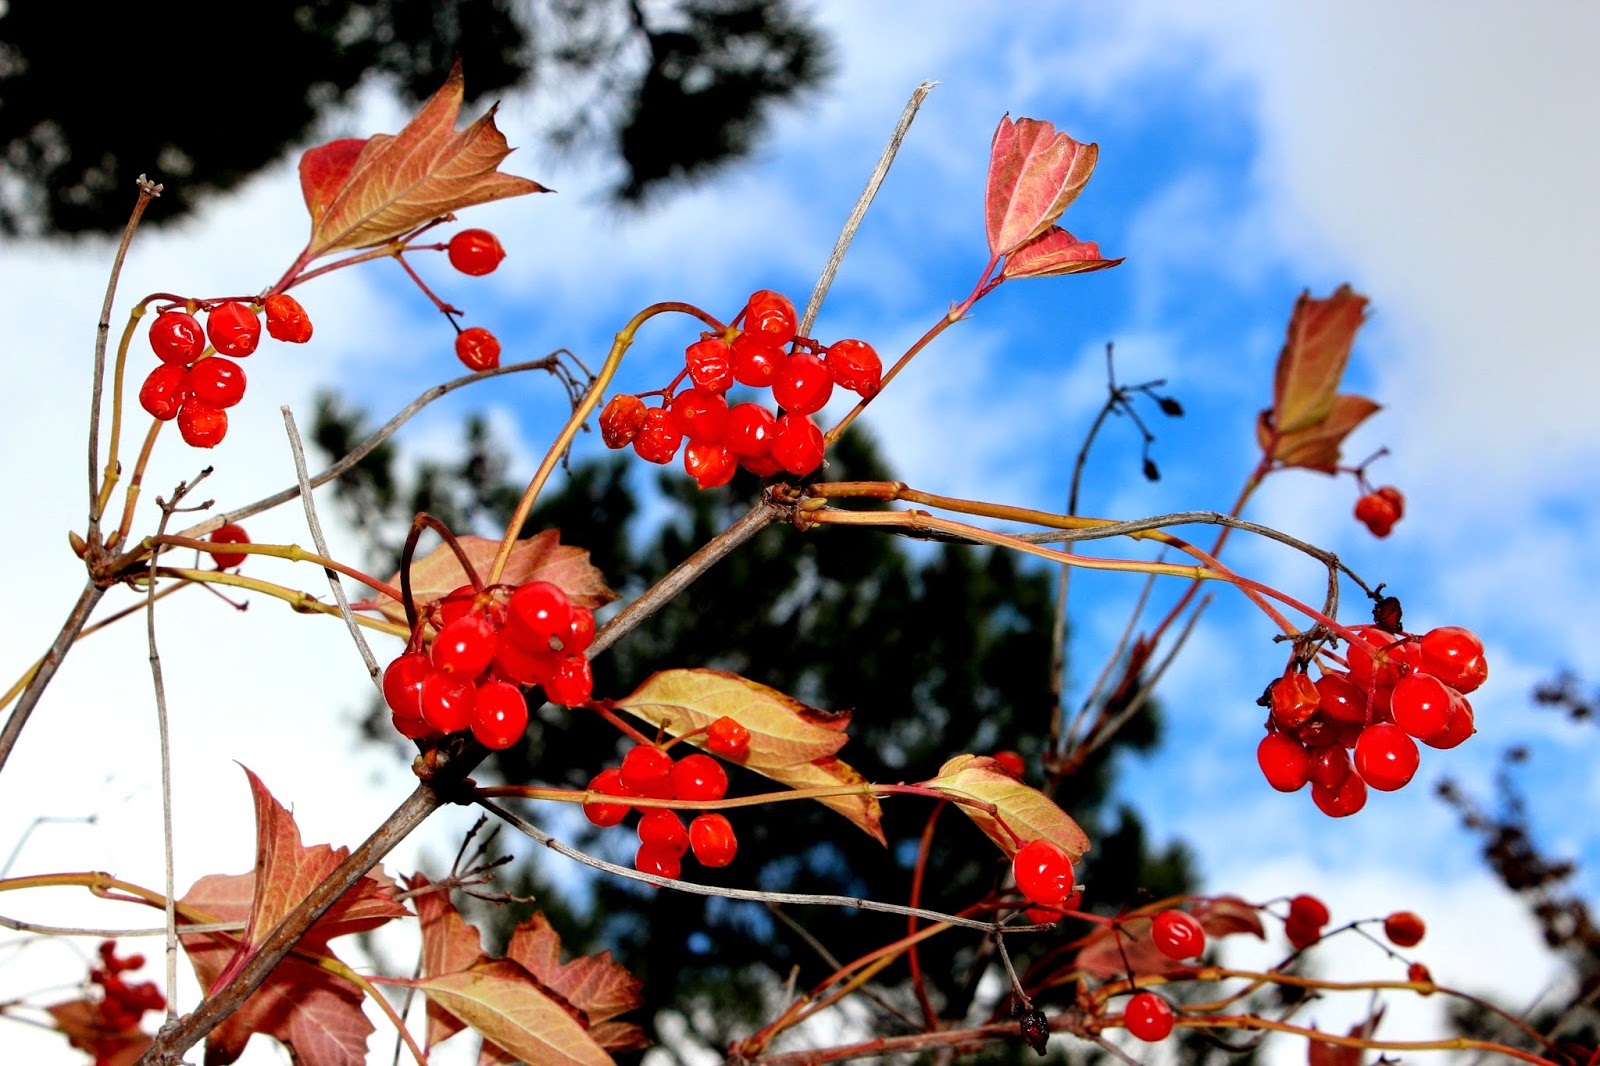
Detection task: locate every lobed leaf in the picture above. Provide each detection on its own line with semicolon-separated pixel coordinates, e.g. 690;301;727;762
921;755;1089;860
1307;1006;1384;1066
1072;917;1185;980
407;873;489;1048
999;225;1122;280
420;960;614;1066
1269;285;1370;435
1256;394;1381;473
985;115;1099;258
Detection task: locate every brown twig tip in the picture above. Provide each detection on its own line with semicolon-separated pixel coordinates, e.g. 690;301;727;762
136;174;164;197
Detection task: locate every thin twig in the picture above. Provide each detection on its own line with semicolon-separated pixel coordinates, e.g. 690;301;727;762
282;406;381;691
765;903;921;1031
0;583;108;778
0;916;243;937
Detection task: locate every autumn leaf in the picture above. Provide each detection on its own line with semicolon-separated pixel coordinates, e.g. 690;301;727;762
44;999;152;1066
298;59;547;261
1308;1006;1384;1066
419;959;614;1066
367;530;618;626
176;768;409;1066
615;669;885;843
921;755;1089;861
1257;285;1381;472
407;872;489;1048
999;225;1123;280
1190;895;1266;940
1256;394;1382;474
985;115;1100;258
1072;916;1186;980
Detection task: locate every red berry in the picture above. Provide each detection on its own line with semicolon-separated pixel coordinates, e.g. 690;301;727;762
1391;672;1452;741
772;351;833;415
177;398;228;448
562;607;596;655
824;339;882;397
420;669;476;733
740;453;784;477
436;584;480;627
263;293;313;343
600;394;647;449
633;406;684;464
1013;839;1075;908
770;413;825;475
447;228;506;276
992;750;1025;778
1383;910;1426;948
206;301;261;358
685;337;734;393
583;768;632;827
670;388;730;443
1354;485;1404;537
684;441;739;489
725;402;777;458
392;707;433;740
1307;745;1353;791
209;523;251;569
189;356;246;408
671;752;728;802
635;843;682;879
432;612;498;676
1347;629;1419;689
638;808;689;855
730;331;785;389
1315;671;1368;724
472;680;528;749
1285;915;1323;949
1419;626;1488;694
1312;770;1369;817
1270;672;1321;729
544;654;593;706
743;289;797;345
1257;732;1311;792
455;327;501;371
1408;961;1433;987
1151;909;1206;960
382;652;432;719
1288;894;1329;928
706;716;751;758
1354;722;1419;791
1124;991;1173;1042
138;363;191;421
494;637;557;687
621;745;673;795
505;581;572;650
689;813;738;867
1422;693;1475;750
149;310;206;365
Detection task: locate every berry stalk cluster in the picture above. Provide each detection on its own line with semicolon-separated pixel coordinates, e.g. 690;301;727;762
89;940;165;1032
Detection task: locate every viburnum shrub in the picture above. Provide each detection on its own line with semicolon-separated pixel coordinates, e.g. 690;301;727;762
0;64;1548;1066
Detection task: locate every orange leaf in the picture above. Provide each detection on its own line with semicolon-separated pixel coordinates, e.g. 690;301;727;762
1268;285;1370;435
1190;895;1266;940
1072;917;1186;980
985;115;1099;258
406;873;489;1048
45;999;153;1066
1308;1006;1384;1066
298;59;547;260
615;669;884;842
921;755;1090;861
999;225;1123;280
1256;394;1381;473
368;530;617;625
419;959;614;1066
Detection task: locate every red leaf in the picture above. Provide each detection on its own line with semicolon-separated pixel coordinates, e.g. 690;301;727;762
999;225;1123;280
176;768;409;1065
298;59;547;261
1308;1006;1384;1066
45;998;153;1066
985;115;1099;258
406;873;489;1048
418;959;614;1066
1270;286;1370;434
1071;917;1187;980
1256;394;1382;473
921;754;1090;861
1190;895;1267;940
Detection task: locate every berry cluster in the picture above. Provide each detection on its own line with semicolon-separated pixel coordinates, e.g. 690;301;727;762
1255;624;1486;817
137;295;313;448
599;290;884;488
381;580;595;749
1355;485;1405;537
89;940;165;1031
583;722;750;877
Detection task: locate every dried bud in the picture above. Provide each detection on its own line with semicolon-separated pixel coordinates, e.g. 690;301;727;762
1019;1008;1050;1055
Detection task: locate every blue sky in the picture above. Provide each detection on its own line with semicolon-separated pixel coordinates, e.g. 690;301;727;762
3;3;1598;1062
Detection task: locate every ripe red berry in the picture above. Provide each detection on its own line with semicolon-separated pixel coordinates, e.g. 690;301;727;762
1312;770;1369;817
447;228;507;275
635;844;682;879
494;638;556;687
420;669;476;733
149;309;206;365
1354;485;1404;536
1308;745;1353;790
1124;991;1174;1042
1390;672;1452;741
1353;722;1420;791
772;351;834;415
770;413;825;475
1288;894;1329;928
209;523;251;569
1347;628;1419;689
206;301;261;358
1013;839;1075;908
455;327;501;371
583;767;632;827
638;808;690;855
562;607;596;655
139;363;191;421
544;653;593;706
706;716;751;758
436;584;480;627
743;289;798;345
505;581;572;650
263;293;313;343
725;402;777;458
1257;732;1311;792
1419;625;1488;694
472;681;528;749
1408;961;1433;987
431;612;498;677
1151;909;1206;960
621;745;673;795
1285;915;1323;949
601;394;648;449
730;331;785;389
824;339;883;397
671;752;729;802
1270;672;1321;729
178;398;228;448
1315;671;1368;724
685;337;735;393
189;356;247;408
633;406;684;465
670;388;730;443
1383;910;1426;948
689;813;738;867
992;750;1025;778
1422;693;1475;750
740;453;783;477
684;441;739;489
382;652;432;719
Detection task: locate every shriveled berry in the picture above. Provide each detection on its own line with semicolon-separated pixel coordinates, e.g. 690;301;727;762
149;310;206;365
633;406;684;464
601;394;648;449
544;654;593;706
583;767;631;827
743;289;797;345
1013;839;1075;908
206;301;261;357
455;327;501;371
382;652;432;719
472;680;528;749
420;670;476;733
1383;910;1426;948
447;228;506;276
635;844;682;879
432;612;498;677
689;813;738;867
209;523;251;568
1151;909;1206;960
824;338;882;396
670;388;730;443
1354;722;1419;791
772;351;833;415
139;364;191;421
730;331;785;388
621;745;673;795
638;808;689;856
685;337;734;393
671;753;728;802
190;357;246;408
178;398;228;448
706;716;750;758
725;403;777;458
263;294;313;342
1257;732;1310;792
1124;991;1173;1042
684;441;738;489
770;413;825;475
1419;625;1488;694
1271;671;1321;729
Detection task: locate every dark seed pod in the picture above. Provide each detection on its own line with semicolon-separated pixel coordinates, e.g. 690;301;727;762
1019;1008;1050;1055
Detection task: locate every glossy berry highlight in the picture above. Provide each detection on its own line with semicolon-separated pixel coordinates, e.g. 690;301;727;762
447;228;507;275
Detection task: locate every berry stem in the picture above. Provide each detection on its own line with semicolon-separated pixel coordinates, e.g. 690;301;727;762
109;418;165;552
825;307;960;446
94;299;156;526
399;513;482;636
148;535;402;602
906;800;947;1029
144;569;410;639
391;249;462;318
582;701;656;747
